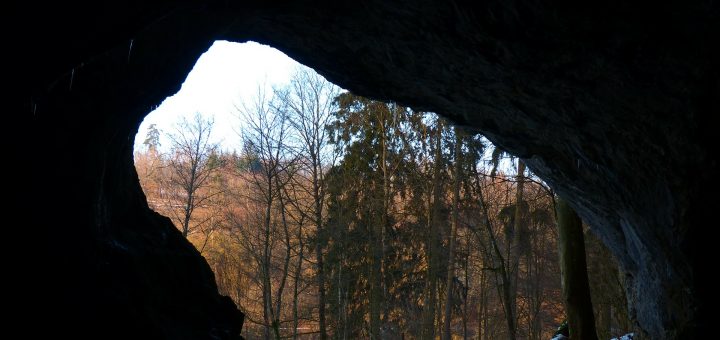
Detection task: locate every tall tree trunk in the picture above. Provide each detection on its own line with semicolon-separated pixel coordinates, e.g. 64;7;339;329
262;260;271;340
370;117;389;340
509;159;525;336
443;129;462;340
422;120;443;339
370;216;383;339
292;224;303;340
273;176;291;340
462;233;469;340
474;170;517;340
478;264;486;340
422;188;438;340
341;263;349;340
262;280;271;340
181;170;196;237
336;263;344;340
527;248;541;340
314;177;328;340
180;150;198;238
528;227;544;340
556;198;598;340
262;176;274;340
495;228;516;340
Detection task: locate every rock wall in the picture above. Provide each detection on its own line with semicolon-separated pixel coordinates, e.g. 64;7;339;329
27;1;717;338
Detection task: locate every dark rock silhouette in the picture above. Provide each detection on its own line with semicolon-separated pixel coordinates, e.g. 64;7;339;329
26;1;717;339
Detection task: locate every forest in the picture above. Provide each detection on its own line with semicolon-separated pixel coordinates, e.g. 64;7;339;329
134;67;636;340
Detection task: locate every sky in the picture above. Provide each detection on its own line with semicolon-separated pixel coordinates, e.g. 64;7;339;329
132;40;515;174
134;40;302;152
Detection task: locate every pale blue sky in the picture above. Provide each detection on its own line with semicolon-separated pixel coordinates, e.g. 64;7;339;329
134;41;301;152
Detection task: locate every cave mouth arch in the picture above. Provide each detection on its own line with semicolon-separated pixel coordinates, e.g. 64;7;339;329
132;40;573;339
31;3;715;339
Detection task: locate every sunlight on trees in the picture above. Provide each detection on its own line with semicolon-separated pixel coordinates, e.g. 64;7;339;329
134;65;636;340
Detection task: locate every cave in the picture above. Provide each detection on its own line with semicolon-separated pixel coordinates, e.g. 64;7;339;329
28;1;717;339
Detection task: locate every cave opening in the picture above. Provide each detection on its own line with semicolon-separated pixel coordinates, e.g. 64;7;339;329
29;3;715;339
131;41;635;340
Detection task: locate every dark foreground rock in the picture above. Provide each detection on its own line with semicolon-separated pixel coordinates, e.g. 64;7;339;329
26;1;717;338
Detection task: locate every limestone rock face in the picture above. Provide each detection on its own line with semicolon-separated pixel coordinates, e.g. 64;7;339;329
27;1;717;338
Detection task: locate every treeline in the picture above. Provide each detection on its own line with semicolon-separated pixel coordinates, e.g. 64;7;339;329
134;67;632;339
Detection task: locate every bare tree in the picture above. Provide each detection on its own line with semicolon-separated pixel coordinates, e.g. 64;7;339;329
164;113;221;239
276;67;340;340
237;86;297;340
471;164;517;340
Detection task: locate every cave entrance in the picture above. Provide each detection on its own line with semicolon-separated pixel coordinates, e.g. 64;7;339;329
131;41;630;339
31;3;714;338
